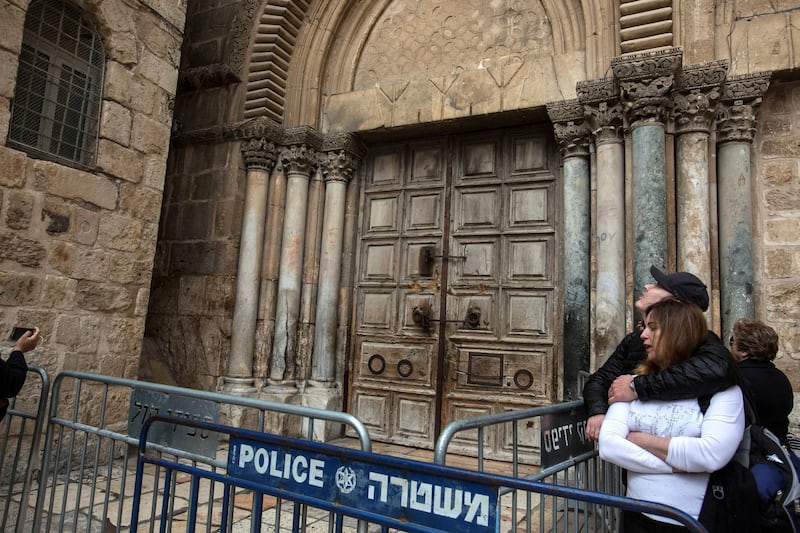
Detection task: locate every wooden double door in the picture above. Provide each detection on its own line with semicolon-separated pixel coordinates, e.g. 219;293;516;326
348;126;560;454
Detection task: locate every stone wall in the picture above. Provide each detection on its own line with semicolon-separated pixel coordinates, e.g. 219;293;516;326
0;0;184;413
755;79;800;426
146;138;243;391
143;0;246;391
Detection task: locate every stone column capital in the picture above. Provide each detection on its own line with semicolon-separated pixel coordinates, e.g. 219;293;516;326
241;138;279;171
320;151;358;183
717;71;772;144
320;132;366;183
673;61;728;135
546;99;591;158
578;78;625;143
281;126;323;174
612;48;682;126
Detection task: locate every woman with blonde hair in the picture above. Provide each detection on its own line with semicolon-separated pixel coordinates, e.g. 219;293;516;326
600;298;745;532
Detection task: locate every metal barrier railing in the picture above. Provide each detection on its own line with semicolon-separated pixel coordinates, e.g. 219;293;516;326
29;371;371;533
434;400;625;532
0;366;50;533
131;415;706;533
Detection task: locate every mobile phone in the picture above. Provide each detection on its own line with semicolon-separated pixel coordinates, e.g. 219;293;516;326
9;327;35;341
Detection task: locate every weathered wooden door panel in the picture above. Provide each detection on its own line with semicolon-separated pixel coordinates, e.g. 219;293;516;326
349;129;558;454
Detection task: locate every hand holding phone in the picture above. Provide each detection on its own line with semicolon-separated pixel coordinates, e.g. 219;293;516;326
9;326;39;353
9;327;35;341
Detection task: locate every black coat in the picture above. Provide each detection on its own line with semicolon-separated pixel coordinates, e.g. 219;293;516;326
0;350;28;421
738;358;793;442
582;330;739;417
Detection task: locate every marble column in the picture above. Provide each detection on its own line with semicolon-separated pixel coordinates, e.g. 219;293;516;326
613;48;682;301
672;61;727;311
547;100;591;400
254;161;286;383
296;162;325;381
312;137;362;385
717;72;771;342
269;127;322;388
223;126;280;393
578;78;626;369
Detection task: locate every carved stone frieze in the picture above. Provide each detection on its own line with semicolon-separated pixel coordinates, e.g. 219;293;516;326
576;78;619;105
611;48;683;83
178;65;241;91
227;0;265;77
237;116;284;144
241;138;278;171
546;99;584;123
678;60;728;91
321;133;368;160
546;100;590;158
283;126;323;151
721;72;772;104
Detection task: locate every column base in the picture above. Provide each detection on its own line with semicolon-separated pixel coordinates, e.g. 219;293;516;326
303;385;345;442
220;376;257;394
262;379;298;393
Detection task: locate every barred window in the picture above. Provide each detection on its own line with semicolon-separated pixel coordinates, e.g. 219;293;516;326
8;0;104;169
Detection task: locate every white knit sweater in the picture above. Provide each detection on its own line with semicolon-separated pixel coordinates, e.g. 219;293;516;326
599;385;744;525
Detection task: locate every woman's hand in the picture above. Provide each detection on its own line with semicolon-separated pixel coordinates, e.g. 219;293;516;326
627;431;671;462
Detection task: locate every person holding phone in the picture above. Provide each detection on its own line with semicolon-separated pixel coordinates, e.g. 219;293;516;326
0;326;40;421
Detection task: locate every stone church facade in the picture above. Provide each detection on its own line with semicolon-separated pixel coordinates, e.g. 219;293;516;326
1;0;799;449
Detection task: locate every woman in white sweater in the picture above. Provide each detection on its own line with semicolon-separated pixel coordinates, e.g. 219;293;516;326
599;298;744;532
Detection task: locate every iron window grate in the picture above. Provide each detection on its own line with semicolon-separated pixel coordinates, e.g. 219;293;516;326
8;0;104;170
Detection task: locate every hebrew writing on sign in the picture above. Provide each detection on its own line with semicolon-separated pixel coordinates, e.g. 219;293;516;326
228;438;499;533
540;405;592;469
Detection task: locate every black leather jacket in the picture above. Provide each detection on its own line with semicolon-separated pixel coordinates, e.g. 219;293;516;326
582;329;739;418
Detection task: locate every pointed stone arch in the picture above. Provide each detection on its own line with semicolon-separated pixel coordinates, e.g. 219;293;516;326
283;0;597;129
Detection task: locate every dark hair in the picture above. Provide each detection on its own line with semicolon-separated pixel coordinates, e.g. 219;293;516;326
636;298;708;374
732;318;779;361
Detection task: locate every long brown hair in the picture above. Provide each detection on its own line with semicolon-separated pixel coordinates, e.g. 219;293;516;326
636;298;708;375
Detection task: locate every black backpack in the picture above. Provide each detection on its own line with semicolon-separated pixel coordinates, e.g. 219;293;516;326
697;393;800;533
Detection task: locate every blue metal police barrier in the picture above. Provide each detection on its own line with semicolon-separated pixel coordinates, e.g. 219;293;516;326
131;415;709;533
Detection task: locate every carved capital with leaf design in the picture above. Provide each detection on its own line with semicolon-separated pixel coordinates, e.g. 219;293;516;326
241;138;278;171
281;126;323;174
673;61;727;135
717;71;772;144
547;100;590;158
612;48;682;126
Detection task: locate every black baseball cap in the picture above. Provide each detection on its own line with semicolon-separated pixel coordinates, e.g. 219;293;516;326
650;265;710;311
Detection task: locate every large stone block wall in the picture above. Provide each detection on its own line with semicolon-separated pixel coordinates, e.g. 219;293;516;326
756;80;800;426
0;0;185;414
146;133;244;390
